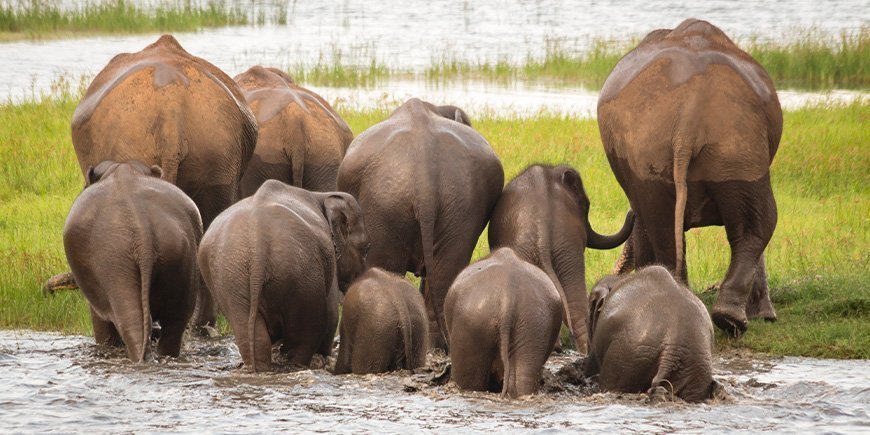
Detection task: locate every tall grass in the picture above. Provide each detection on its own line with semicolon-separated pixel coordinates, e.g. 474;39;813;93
0;0;248;40
0;89;867;357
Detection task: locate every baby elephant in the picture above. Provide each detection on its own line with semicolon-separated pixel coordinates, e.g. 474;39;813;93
64;160;203;362
334;268;428;374
585;266;717;402
198;180;368;372
445;248;562;398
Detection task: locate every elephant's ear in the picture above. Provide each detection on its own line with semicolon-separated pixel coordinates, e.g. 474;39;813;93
560;167;582;193
323;195;350;259
149;165;164;179
587;279;612;345
85;166;99;187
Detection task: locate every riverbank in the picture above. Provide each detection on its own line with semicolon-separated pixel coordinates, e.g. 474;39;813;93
0;96;866;358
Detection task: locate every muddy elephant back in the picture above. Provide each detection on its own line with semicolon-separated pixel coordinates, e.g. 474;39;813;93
72;36;257;187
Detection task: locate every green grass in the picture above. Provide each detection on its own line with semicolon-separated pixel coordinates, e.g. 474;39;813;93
0;0;249;41
0;91;867;358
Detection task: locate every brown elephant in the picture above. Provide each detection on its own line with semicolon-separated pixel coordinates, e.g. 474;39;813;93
488;164;634;353
197;180;368;372
334;268;428;374
585;266;718;403
597;19;782;336
64;161;203;362
66;34;258;329
234;66;354;196
445;248;562;398
337;98;504;349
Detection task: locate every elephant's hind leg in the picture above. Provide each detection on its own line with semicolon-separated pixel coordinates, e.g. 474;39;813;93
746;254;777;321
91;308;123;348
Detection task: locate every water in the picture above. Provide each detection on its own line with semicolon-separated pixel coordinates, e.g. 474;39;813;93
1;0;867;108
1;330;867;433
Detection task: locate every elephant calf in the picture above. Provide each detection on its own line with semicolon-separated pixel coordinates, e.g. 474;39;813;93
64;160;203;362
334;268;428;374
197;180;368;372
585;266;717;402
445;248;562;398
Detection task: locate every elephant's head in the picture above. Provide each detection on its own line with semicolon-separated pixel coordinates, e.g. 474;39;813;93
432;104;472;127
85;160;163;188
555;165;634;249
320;192;369;293
233;65;296;91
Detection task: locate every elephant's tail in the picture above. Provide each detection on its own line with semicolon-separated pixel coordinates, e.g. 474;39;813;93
137;240;154;363
290;118;307;188
393;288;415;369
247;230;266;373
673;140;692;282
498;314;514;397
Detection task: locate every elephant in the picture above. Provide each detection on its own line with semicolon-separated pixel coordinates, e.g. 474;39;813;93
334;268;428;374
597;19;782;336
63;160;203;362
584;265;717;403
337;98;504;349
234;66;354;196
488;164;634;353
65;34;259;329
445;248;562;398
197;180;368;372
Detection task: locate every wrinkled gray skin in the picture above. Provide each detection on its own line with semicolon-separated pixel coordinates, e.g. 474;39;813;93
598;19;782;336
445;248;562;398
585;266;716;403
234;66;354;195
197;180;368;372
338;98;504;350
64;160;203;362
488;164;634;354
334;268;428;374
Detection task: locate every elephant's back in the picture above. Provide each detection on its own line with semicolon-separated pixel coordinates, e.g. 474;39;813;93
71;35;257;182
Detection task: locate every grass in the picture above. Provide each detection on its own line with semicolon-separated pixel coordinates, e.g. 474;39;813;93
0;88;867;358
0;0;251;41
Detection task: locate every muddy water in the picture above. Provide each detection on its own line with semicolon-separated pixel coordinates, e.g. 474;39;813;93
1;330;867;432
1;0;868;103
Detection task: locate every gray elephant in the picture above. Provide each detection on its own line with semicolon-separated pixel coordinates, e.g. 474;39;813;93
585;266;717;403
598;19;782;336
234;66;354;196
64;160;203;362
338;98;504;349
63;34;259;328
197;180;368;372
488;164;633;353
445;248;562;398
334;268;428;374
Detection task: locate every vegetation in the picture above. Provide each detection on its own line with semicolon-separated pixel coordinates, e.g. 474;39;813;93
0;87;866;358
0;0;250;41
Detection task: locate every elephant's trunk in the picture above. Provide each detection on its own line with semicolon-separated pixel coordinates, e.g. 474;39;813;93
587;210;635;250
42;272;78;296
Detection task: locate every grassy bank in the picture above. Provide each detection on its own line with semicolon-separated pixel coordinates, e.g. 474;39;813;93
0;0;250;41
0;95;867;358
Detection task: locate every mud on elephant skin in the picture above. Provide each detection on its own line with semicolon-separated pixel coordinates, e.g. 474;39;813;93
55;34;259;329
64;160;203;362
445;248;562;398
338;98;504;350
334;268;428;375
488;164;633;354
197;180;369;372
585;266;718;403
598;19;782;337
234;66;354;196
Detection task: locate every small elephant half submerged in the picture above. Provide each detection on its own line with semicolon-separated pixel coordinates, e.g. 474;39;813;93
64;160;203;362
197;180;368;372
335;268;428;374
489;164;633;353
445;248;562;398
585;266;717;403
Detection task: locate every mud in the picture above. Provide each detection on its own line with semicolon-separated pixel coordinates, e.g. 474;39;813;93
1;330;867;432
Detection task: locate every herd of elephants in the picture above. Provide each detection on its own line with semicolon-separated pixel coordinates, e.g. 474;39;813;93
47;18;783;403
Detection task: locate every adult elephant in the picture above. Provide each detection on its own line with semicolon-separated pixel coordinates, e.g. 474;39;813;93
585;266;719;403
488;164;634;353
597;19;782;336
197;181;369;372
67;34;258;328
337;98;504;349
234;66;354;196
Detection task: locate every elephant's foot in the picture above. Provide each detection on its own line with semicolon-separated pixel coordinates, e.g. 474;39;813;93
647;385;673;404
42;271;78;296
711;302;748;337
746;296;777;322
193;324;219;338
